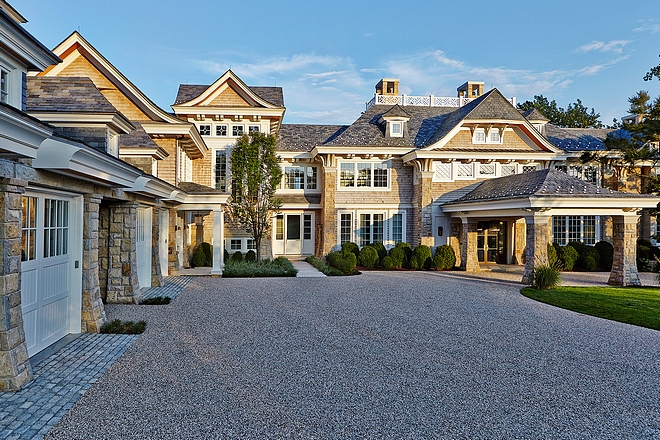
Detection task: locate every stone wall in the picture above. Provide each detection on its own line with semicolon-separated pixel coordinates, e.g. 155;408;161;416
320;166;337;255
104;202;140;304
0;174;31;391
122;156;154;175
81;194;105;333
608;215;641;286
522;216;550;284
54;127;108;154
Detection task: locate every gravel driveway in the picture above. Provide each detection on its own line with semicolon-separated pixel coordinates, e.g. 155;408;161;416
47;272;660;439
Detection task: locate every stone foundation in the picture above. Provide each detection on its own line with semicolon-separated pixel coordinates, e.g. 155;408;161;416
608;215;641;286
81;194;105;333
104;202;140;304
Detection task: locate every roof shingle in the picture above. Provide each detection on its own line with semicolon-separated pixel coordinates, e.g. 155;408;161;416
27;77;117;113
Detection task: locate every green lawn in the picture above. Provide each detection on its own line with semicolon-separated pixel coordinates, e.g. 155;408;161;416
521;286;660;331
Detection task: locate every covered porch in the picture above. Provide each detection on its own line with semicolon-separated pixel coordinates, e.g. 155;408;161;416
440;169;660;286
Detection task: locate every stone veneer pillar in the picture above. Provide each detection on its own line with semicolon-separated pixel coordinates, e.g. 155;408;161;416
412;167;435;247
150;207;163;288
0;177;32;391
81;194;105;333
459;218;480;272
608;215;641;286
168;209;180;276
105;202;140;304
513;219;526;265
320;165;337;255
522;215;550;284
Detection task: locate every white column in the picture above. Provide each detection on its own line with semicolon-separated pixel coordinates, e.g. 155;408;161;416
211;208;225;275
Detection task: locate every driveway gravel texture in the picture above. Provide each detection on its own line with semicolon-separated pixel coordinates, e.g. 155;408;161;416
46;272;660;439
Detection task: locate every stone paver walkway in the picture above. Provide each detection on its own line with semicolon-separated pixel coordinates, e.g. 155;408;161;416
139;276;195;300
292;261;326;277
0;334;137;440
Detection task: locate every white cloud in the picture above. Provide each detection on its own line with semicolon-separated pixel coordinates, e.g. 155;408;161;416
577;40;631;54
578;56;628;76
634;20;660;34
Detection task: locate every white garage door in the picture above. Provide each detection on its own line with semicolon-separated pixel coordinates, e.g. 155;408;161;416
21;193;82;357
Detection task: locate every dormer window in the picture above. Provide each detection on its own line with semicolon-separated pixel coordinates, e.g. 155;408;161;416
489;129;501;143
473;129;486;143
472;127;502;144
391;122;402;137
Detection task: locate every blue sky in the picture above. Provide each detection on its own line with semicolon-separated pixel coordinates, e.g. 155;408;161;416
18;0;660;126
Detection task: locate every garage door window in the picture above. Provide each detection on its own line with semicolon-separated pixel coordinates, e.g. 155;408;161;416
44;199;69;258
21;196;37;261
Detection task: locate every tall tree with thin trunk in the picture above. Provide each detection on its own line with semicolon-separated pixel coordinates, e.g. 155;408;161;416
229;132;282;261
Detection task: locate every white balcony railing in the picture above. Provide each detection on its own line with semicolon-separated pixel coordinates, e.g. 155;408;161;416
365;94;516;110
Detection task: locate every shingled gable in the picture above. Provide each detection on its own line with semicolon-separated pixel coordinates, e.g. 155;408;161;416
42;32;185;125
522;108;550;122
172;69;284;109
443;168;652;205
421;89;562;153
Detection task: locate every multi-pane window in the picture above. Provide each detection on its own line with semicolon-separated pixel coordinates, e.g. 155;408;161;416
391;122;402;137
340;163;355;187
43;199;69;258
557;164;599;185
391;213;403;244
489;129;501;143
276;215;284;240
340;213;352;244
339;162;389;188
522;165;537;173
199;124;211;136
473;128;502;144
282;165;317;190
304;215;312;240
216;125;227;136
21;196;37;261
0;69;8;104
473;129;486;143
232;126;244;137
249;125;260;133
230;239;242;250
552;216;598;245
246;239;256;250
284;166;305;189
215;150;228;191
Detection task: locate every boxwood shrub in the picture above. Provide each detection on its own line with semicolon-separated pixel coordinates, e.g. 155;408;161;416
341;242;360;259
231;251;243;262
594;241;613;270
358;246;379;268
389;247;406;269
326;249;357;275
433;244;456;270
370;242;387;262
410;245;432;270
381;256;395;270
395;242;413;268
245;250;257;262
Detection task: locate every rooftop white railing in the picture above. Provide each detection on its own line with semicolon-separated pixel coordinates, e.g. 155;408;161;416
365;94;516;110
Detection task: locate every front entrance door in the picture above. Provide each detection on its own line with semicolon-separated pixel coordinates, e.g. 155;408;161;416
273;212;315;256
477;221;507;263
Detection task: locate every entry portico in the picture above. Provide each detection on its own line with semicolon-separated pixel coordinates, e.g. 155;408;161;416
441;169;660;286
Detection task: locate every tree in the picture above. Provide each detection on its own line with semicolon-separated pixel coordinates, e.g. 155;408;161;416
229;132;282;261
603;57;660;194
517;95;602;128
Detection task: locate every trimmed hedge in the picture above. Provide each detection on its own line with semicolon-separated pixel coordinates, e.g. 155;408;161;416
192;247;207;267
222;257;297;277
370;242;388;262
358;246;379;268
389;247;406;269
558;245;579;271
341;242;360;259
245;250;257;262
433;244;456;270
305;256;343;276
231;251;243;262
410;245;432;270
595;241;613;271
381;256;395;270
327;249;357;275
395;242;413;268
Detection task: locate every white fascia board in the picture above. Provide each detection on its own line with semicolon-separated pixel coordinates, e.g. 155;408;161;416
312;146;413;156
172;106;285;118
119;147;168;160
441;196;660;214
27;112;135;134
280;203;322;209
401;149;561;163
0;19;60;70
33;137;140;187
173;194;231;209
335;203;415;209
127;175;178;199
0;109;52;158
277;151;315;160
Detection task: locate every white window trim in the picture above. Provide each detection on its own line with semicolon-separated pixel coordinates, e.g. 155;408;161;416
198;124;211;136
390;121;403;137
213;147;230;191
472;127;503;144
455;162;476;180
336;210;406;248
225;237;256;252
337;159;391;191
215;124;228;137
551;215;601;246
278;163;321;193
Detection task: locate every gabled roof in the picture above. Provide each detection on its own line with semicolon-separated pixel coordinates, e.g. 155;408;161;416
0;7;60;70
27;77;116;113
381;104;411;119
443;169;646;205
44;31;185;124
278;124;348;152
545;125;612;151
521;108;550;122
172;70;284;108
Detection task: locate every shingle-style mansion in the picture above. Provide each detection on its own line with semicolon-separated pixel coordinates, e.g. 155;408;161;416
1;2;658;390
